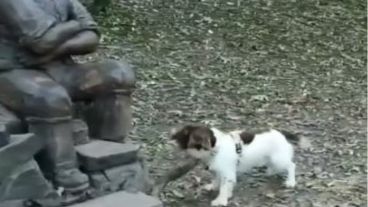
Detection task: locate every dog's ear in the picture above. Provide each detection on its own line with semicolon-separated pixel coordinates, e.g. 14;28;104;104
170;125;195;149
200;128;216;150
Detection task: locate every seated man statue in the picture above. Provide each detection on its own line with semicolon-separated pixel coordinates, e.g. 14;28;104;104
0;0;135;193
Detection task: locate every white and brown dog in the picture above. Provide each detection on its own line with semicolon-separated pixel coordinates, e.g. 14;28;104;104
171;125;299;206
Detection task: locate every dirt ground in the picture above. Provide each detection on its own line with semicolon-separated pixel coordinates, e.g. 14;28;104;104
87;0;366;206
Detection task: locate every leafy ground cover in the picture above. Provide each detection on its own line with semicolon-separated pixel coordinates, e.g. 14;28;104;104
85;0;367;206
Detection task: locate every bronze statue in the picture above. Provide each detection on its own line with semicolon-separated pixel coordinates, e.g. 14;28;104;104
0;0;135;194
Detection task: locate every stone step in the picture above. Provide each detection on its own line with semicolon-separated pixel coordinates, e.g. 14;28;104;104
69;191;162;207
76;140;140;171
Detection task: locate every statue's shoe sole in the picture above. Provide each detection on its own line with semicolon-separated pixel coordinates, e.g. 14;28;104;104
62;182;90;194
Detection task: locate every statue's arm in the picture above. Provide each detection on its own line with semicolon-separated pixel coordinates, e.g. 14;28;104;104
0;0;85;54
21;20;84;55
40;0;102;58
48;30;99;57
31;0;103;55
18;30;99;67
68;0;100;35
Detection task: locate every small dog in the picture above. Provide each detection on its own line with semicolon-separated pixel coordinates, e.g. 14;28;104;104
171;125;299;206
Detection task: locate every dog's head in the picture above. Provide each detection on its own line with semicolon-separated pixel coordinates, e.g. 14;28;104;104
170;125;216;159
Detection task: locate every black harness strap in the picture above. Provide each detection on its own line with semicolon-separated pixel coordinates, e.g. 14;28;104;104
235;142;242;154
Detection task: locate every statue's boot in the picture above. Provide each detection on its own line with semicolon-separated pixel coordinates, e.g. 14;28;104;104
28;117;89;193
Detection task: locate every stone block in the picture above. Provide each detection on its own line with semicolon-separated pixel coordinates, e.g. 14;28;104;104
106;160;152;193
0;159;53;201
69;191;162;207
72;119;90;145
88;159;153;194
88;172;111;192
0;133;44;180
76;140;140;171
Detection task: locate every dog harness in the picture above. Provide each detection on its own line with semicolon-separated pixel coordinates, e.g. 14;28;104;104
231;133;243;155
235;142;242;154
205;133;243;171
231;133;243;168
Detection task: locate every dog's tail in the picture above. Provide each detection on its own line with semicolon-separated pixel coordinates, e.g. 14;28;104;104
279;130;311;149
279;130;299;145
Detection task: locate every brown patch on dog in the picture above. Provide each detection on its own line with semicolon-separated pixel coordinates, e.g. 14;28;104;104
239;131;255;145
171;125;216;150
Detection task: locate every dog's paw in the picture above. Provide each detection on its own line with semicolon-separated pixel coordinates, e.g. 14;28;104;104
284;179;296;188
211;198;228;206
204;183;216;191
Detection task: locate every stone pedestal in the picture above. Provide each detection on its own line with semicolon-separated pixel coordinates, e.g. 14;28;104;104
69;191;162;207
76;140;152;194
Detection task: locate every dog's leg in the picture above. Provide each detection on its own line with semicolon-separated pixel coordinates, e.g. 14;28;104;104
226;180;235;198
284;162;296;188
211;177;229;207
211;172;236;206
204;175;220;191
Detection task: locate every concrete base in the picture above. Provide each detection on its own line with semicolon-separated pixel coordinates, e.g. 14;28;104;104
0;200;24;207
69;191;162;207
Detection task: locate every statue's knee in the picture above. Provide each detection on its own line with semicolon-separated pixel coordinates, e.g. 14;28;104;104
102;59;136;90
27;86;72;118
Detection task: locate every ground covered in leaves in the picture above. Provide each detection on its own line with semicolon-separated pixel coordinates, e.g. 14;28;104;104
88;0;366;206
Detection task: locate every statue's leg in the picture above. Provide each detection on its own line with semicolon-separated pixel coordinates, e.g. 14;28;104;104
47;60;136;142
0;69;89;192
